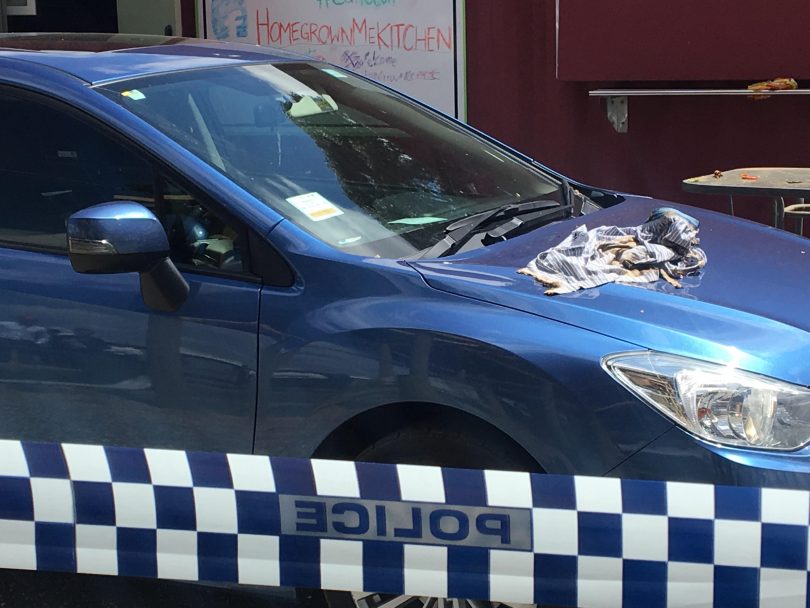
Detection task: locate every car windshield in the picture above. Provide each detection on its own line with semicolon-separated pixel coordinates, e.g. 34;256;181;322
98;62;564;258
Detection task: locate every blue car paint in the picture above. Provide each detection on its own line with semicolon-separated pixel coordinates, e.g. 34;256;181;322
0;39;304;84
67;201;170;256
613;426;810;487
0;247;260;453
410;197;810;386
254;219;671;475
1;37;809;489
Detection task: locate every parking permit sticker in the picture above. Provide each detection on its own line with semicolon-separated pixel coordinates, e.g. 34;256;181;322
121;89;146;100
286;192;344;222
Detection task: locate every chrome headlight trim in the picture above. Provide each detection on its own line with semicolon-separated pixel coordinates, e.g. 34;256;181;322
602;351;810;452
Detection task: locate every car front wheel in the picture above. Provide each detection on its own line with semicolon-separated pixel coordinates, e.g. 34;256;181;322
323;422;542;608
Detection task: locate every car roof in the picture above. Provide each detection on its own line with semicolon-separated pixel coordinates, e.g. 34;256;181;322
0;33;310;85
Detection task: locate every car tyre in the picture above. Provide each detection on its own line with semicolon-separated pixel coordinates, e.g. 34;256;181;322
323;422;541;608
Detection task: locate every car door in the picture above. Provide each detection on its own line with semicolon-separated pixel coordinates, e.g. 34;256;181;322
0;86;260;453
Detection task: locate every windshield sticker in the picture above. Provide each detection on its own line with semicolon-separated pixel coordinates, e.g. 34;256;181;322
389;216;447;226
121;89;146;101
286;192;345;222
322;68;349;79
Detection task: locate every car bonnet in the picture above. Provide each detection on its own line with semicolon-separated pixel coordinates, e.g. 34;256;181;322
409;197;810;385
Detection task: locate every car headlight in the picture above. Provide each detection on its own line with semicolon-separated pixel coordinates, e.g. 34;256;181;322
602;351;810;451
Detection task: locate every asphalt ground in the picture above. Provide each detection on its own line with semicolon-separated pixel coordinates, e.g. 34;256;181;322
0;571;311;608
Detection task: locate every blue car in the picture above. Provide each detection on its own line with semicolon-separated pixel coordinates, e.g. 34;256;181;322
1;33;809;496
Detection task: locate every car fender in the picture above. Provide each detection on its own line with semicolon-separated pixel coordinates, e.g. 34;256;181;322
254;224;672;474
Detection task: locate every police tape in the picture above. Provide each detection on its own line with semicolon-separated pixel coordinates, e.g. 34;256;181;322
0;439;807;608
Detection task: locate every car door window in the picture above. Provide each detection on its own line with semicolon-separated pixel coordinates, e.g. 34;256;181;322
156;177;246;273
0;90;154;251
0;88;247;274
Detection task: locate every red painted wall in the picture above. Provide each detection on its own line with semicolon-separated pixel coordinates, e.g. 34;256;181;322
557;0;810;81
465;0;807;227
180;0;197;36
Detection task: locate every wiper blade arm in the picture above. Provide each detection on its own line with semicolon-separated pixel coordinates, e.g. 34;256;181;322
443;198;561;233
420;203;573;259
481;204;573;246
419;198;563;259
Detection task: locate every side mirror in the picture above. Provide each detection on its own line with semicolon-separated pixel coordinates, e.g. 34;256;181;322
67;202;190;312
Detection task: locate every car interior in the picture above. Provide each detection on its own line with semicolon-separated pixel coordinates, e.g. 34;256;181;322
0;91;243;272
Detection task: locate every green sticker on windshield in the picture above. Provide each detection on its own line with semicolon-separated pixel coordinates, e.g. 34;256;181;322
322;68;348;79
389;217;447;226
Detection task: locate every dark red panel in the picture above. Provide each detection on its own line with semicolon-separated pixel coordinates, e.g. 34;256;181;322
180;0;197;37
558;0;810;81
466;0;809;233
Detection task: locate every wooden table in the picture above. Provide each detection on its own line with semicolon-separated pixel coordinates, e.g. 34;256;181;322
683;167;810;229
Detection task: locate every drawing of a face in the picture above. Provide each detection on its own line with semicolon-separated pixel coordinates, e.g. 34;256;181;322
211;0;248;40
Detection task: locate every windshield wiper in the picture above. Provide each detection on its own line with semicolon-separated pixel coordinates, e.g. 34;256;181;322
418;198;571;258
479;204;574;245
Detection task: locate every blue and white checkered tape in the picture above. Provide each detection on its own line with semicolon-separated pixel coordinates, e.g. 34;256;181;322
0;439;808;608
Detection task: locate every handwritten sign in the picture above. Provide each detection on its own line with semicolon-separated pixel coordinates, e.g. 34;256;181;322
199;0;466;118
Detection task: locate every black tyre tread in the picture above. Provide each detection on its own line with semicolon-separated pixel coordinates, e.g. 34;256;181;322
323;424;541;608
355;423;539;471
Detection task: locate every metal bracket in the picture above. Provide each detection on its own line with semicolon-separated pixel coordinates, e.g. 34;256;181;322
606;96;628;133
593;88;810;134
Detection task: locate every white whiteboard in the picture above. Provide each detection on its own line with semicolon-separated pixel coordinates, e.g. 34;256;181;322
199;0;466;118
